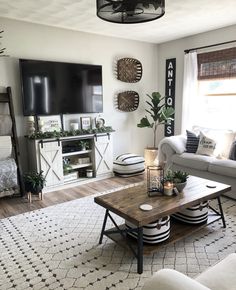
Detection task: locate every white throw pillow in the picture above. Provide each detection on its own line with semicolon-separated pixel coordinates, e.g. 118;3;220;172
196;132;217;156
192;126;235;158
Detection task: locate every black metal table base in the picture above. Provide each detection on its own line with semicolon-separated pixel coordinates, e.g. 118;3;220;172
98;196;226;274
209;196;226;228
99;209;144;274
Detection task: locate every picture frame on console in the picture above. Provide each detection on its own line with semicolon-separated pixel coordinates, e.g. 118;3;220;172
81;117;91;130
37;115;62;132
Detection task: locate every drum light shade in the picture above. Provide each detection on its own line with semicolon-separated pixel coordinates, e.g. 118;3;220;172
96;0;165;24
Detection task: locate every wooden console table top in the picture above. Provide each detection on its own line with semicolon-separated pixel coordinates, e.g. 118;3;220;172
94;176;231;227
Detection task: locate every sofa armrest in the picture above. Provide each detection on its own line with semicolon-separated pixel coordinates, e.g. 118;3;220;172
158;135;186;167
142;269;210;290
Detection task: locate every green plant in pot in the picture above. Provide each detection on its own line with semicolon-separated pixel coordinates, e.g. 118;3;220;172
23;170;46;194
78;140;90;151
137;92;174;165
164;170;189;192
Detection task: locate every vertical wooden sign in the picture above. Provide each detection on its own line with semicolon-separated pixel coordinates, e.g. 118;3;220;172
165;58;176;137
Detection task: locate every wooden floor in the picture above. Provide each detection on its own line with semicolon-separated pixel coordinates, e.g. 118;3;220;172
0;175;144;219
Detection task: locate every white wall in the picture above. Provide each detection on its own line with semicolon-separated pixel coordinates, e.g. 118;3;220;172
157;24;236;139
0;18;158;170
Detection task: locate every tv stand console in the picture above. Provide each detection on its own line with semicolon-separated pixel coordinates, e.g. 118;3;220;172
27;133;113;192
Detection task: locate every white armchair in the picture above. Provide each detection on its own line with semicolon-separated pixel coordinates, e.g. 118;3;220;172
142;253;236;290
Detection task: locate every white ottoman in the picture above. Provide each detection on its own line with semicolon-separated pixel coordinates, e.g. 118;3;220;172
113;153;145;177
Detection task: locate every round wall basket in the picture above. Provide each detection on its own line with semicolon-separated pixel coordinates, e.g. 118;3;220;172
115;91;139;112
116;58;142;83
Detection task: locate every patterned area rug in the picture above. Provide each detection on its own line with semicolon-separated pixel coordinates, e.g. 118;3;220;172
1;183;236;290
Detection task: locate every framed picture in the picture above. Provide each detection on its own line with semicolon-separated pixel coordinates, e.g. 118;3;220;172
81;117;91;130
37;115;62;132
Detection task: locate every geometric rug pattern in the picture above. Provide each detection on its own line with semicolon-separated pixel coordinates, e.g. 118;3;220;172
0;183;236;290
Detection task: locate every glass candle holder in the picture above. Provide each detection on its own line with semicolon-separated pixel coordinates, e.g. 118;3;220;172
164;181;174;196
147;165;164;197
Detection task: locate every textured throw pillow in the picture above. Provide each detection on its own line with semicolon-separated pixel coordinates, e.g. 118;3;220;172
229;141;236;161
186;130;200;153
196;131;217;156
192;126;235;158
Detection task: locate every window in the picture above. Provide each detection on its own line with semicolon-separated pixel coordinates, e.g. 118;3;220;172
196;48;236;130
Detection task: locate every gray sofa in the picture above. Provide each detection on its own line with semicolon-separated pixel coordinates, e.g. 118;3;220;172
158;134;236;200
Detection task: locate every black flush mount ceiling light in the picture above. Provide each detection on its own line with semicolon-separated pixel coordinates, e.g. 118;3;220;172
96;0;165;24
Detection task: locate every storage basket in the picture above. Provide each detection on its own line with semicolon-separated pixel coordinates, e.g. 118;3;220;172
125;216;170;244
171;201;209;224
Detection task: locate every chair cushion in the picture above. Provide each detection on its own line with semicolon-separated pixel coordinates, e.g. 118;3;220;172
113;153;145;177
172;153;214;171
208;159;236;178
196;253;236;290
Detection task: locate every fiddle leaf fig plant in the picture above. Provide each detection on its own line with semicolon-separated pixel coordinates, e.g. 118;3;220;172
137;92;175;148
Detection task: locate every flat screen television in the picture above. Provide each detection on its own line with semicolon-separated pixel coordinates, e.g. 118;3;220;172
20;59;103;115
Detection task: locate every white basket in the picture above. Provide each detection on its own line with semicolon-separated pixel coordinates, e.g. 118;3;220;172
125;216;170;244
63;172;78;182
172;201;209;224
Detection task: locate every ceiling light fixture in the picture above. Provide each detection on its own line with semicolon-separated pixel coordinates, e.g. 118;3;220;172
96;0;165;24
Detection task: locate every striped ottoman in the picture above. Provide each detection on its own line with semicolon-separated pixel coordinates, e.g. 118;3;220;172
125;216;170;244
113;153;145;177
171;201;209;224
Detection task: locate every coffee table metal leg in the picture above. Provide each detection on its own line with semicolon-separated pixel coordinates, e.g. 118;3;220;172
137;227;143;274
99;209;109;244
217;196;226;228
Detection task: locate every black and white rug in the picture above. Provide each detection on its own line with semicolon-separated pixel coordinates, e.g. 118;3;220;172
1;184;236;290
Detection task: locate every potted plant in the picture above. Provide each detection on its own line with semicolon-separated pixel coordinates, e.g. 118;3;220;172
164;170;189;192
23;170;46;194
78;140;90;151
137;92;174;165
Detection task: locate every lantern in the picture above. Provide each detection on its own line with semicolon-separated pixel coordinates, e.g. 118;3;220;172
147;165;164;197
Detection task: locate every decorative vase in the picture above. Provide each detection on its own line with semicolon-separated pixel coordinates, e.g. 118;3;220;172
175;181;187;192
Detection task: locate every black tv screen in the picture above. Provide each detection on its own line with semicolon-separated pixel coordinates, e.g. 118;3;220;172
20;59;103;115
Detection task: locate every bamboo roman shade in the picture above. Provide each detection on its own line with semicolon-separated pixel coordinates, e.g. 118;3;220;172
197;47;236;80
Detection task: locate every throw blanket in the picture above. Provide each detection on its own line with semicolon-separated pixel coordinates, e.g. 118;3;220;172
158;135;186;163
0;158;18;197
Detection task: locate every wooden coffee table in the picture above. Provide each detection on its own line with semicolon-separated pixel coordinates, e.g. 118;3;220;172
94;176;231;274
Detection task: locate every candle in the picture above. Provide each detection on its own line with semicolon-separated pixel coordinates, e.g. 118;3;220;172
27;116;34;122
38;120;44;126
164;182;173;196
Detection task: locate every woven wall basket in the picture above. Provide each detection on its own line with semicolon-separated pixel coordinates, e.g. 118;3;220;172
115;91;139;112
125;216;170;244
116;58;142;83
